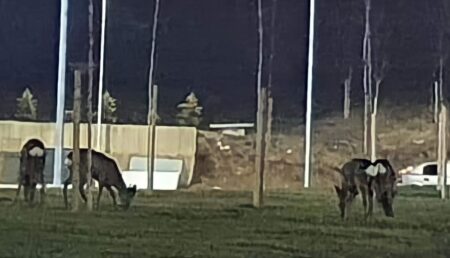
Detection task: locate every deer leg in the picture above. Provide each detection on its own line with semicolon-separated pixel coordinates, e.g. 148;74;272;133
359;186;368;215
24;184;30;203
106;186;117;206
29;183;37;205
344;190;356;220
96;185;104;210
40;172;46;205
367;188;374;218
63;180;70;209
339;191;347;220
79;183;87;203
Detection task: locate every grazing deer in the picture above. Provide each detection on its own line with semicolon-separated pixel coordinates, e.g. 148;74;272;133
63;149;137;210
334;158;398;219
14;138;46;205
370;159;398;217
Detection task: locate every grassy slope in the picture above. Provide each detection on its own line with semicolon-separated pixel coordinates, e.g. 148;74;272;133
0;187;449;258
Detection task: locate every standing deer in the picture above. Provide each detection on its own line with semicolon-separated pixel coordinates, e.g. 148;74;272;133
334;158;398;219
14;138;46;205
63;149;136;210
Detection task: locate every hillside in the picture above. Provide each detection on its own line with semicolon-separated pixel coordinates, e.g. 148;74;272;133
193;104;439;191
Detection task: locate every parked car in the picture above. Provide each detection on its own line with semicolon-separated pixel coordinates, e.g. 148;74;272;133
398;161;450;187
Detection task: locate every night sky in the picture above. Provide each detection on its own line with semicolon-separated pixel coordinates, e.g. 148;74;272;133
0;0;448;124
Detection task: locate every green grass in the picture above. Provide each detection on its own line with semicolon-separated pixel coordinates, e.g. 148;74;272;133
0;187;450;258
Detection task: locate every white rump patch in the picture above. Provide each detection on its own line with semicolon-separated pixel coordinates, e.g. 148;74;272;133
364;163;387;177
28;146;44;157
64;158;72;166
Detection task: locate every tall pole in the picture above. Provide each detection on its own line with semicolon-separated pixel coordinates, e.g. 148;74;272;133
304;0;316;188
54;0;69;186
146;0;161;190
96;0;108;151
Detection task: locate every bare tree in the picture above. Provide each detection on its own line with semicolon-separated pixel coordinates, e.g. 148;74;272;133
264;0;277;191
253;0;265;208
72;70;82;211
370;60;387;161
334;1;354;119
430;0;450;121
368;1;391;161
437;105;447;199
362;0;372;155
146;0;161;191
86;0;95;211
343;68;352;119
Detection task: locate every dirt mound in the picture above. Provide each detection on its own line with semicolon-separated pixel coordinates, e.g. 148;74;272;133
193;131;302;191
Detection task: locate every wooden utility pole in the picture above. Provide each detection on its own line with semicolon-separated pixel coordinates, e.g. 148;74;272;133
147;85;158;191
254;88;267;208
86;0;95;211
72;70;82;211
438;105;447;199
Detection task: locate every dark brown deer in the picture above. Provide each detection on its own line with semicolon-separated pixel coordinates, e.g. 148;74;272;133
334;158;398;219
63;149;136;210
370;159;399;217
14;138;46;205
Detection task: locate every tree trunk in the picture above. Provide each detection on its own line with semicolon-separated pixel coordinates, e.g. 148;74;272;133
148;85;158;191
254;88;267;208
267;0;277;92
437;105;447;199
72;70;82;212
264;96;273;191
146;0;160;125
370;79;381;162
439;57;444;105
86;0;95;211
434;81;439;123
362;0;372;155
253;0;265;208
344;66;352;119
146;0;160;192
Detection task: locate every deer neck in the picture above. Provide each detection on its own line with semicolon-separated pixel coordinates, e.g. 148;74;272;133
113;178;127;193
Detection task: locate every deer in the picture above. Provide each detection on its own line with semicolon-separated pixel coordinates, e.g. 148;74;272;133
334;158;398;220
14;138;47;205
63;149;137;210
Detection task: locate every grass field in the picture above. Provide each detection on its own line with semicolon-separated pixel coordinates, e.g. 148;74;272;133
0;187;450;258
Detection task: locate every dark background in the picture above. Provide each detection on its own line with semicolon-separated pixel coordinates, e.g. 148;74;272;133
0;0;448;124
